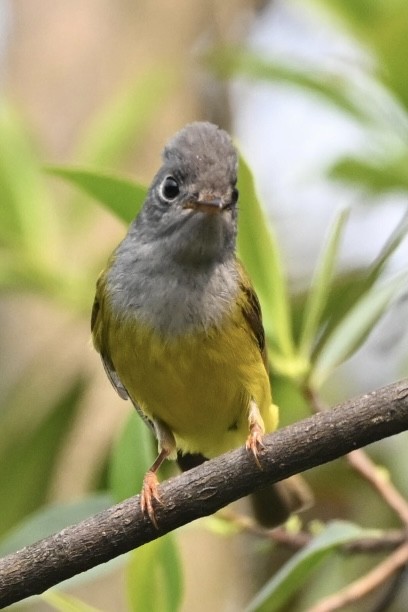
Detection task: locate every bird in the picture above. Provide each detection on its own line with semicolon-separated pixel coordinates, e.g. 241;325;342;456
91;121;310;527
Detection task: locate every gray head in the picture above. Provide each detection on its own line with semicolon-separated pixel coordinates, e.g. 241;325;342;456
133;122;239;266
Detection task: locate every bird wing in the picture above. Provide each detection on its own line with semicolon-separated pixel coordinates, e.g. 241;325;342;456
237;261;268;369
91;276;129;400
91;273;155;431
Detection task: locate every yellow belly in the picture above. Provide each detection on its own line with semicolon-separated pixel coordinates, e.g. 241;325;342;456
108;305;278;458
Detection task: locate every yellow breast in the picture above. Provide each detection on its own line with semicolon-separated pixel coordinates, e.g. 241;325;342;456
107;301;278;458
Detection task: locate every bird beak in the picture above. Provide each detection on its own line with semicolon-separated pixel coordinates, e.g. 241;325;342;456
183;194;225;214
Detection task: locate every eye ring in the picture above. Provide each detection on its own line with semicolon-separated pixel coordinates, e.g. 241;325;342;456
160;175;180;202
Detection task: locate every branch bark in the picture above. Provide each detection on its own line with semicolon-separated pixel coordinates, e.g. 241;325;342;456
1;379;408;607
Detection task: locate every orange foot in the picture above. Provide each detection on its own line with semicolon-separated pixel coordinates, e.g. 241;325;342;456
140;470;162;528
246;423;265;469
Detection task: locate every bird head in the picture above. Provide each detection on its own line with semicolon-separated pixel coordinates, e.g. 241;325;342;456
134;122;239;266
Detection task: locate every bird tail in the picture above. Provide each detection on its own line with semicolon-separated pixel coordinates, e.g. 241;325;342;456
251;475;313;528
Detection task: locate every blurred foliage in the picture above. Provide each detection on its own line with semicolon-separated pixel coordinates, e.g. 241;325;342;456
126;535;183;612
1;0;408;610
47;167;147;225
247;521;376;612
41;591;101;612
203;46;370;123
0;376;86;537
205;1;408;202
0;494;113;557
314;0;408;110
108;412;154;503
237;154;295;366
0;103;61;296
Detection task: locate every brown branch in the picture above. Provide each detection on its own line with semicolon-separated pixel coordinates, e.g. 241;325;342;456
343;530;408;555
307;542;408;612
347;449;408;525
304;383;408;611
220;510;407;554
370;563;408;612
217;510;313;548
0;379;408;607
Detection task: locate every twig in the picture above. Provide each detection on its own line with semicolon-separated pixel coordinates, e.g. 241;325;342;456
221;510;407;553
305;384;408;525
303;385;327;414
218;509;312;548
371;563;408;612
307;541;408;612
347;449;408;526
0;379;407;607
344;530;407;555
304;383;408;611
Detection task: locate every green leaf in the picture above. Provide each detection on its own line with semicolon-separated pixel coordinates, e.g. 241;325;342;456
237;153;295;361
76;67;176;168
313;213;408;354
330;155;408;193
246;521;377;612
126;534;183;612
0;103;58;256
41;590;101;612
0;494;113;556
310;270;408;388
367;212;408;282
313;0;408;110
298;209;349;361
47;166;147;224
204;47;369;122
108;412;155;502
0;377;87;537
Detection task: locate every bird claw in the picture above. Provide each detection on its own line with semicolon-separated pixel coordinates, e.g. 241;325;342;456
246;425;265;469
140;471;162;528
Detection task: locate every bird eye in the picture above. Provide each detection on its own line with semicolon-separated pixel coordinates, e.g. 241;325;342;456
231;187;239;204
160;176;180;201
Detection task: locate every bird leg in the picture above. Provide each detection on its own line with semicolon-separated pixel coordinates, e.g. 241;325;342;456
245;399;265;469
141;450;168;528
140;419;176;528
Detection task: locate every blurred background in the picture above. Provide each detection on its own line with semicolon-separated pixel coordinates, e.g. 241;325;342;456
1;1;408;610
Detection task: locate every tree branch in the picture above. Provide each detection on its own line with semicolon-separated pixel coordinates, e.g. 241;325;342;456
347;449;408;525
307;542;408;612
220;511;408;554
1;379;408;607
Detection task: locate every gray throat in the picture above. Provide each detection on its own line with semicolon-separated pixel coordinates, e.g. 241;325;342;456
106;237;240;336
